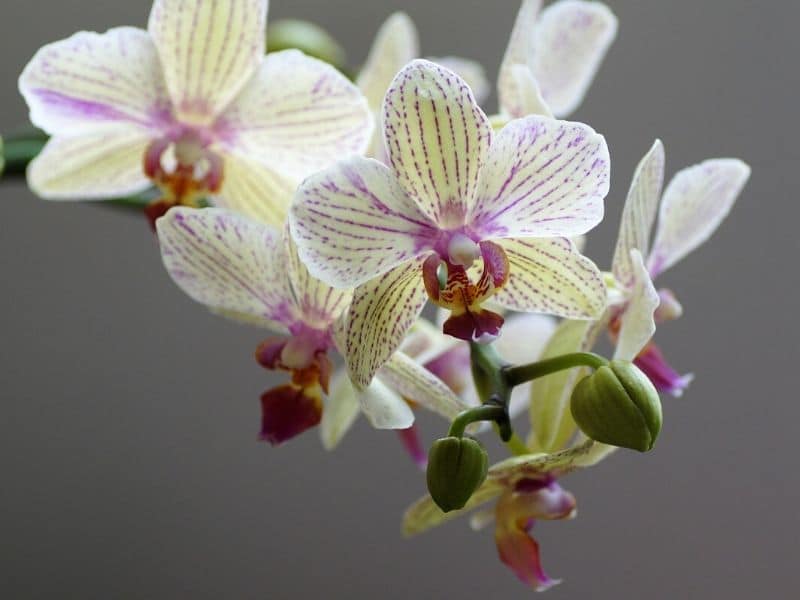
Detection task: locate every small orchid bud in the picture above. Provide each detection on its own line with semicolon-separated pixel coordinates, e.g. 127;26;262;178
570;360;662;452
267;19;347;70
427;436;489;513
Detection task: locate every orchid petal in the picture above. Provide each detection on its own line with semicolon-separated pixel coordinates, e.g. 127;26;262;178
27;130;151;199
468;116;609;239
402;478;505;537
290;156;438;289
528;319;604;452
147;0;267;124
498;0;543;117
383;59;492;224
612;139;665;287
489;439;596;481
357;12;419;111
532;0;617;117
220;50;373;178
214;151;295;227
500;64;553;119
428;56;490;105
320;368;361;450
343;257;429;388
357;376;414;430
377;351;470;420
156;207;295;331
614;250;659;361
648;158;750;277
19;27;170;136
491;237;606;319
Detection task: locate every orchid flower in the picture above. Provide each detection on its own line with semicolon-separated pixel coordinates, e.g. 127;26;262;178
356;12;488;159
404;439;607;591
290;59;609;389
19;0;372;227
496;0;617;122
157;206;468;444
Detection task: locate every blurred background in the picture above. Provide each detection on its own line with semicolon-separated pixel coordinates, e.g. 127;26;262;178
1;1;797;598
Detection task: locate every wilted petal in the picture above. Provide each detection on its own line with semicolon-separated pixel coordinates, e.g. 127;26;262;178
531;0;617;117
612;139;664;288
357;12;419;111
468;116;608;239
357;376;414;430
343;257;429;388
383;59;492;224
498;0;543;116
290;156;438;288
489;438;596;480
28;130;152;199
614;249;659;361
491;237;606;319
19;27;170;136
320;368;361;450
157;207;296;331
377;351;470;420
147;0;266;124
648;158;750;277
220;50;373;178
214;151;296;226
429;56;490;105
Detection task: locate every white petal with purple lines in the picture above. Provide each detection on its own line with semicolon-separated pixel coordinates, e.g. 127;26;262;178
383;59;492;226
19;27;171;136
147;0;267;124
219;50;373;179
468;115;609;239
290;156;439;289
27;129;152;199
343;257;429;388
612;139;664;288
490;237;606;319
428;56;490;106
157;207;296;332
614;249;659;362
498;0;544;117
648;158;750;278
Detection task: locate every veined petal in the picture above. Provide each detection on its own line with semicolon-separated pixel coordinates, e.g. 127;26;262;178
499;64;553;119
285;230;353;330
27;130;152;200
402;478;505;537
648;158;750;278
383;59;492;224
219;50;373;178
528;319;604;453
428;56;490;105
290;156;438;289
147;0;267;124
19;27;171;136
320;368;361;450
357;376;414;430
531;1;617;117
156;207;296;331
344;257;429;388
468;116;609;239
491;237;607;319
214;151;295;227
489;439;596;482
377;351;470;421
357;12;419;111
612;140;665;287
498;0;543;117
614;249;659;361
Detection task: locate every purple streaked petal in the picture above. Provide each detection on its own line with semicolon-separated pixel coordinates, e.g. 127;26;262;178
497;0;545;117
290;156;439;289
468;116;609;239
19;27;172;135
219;49;373;178
156;207;297;331
634;342;694;397
147;0;267;124
383;59;493;226
614;249;659;361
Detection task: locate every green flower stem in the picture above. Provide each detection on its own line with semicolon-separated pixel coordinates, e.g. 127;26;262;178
1;136;46;176
447;405;507;438
469;342;510;406
503;352;609;388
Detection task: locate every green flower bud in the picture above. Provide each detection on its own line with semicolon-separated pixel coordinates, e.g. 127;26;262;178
267;19;348;71
426;436;489;513
570;360;662;452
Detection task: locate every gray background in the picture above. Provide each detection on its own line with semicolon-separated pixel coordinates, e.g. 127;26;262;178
1;1;797;598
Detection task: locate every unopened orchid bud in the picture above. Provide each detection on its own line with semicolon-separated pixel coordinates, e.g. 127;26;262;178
570;360;662;452
267;19;347;70
426;436;489;513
